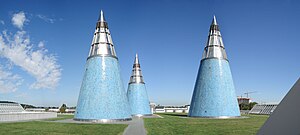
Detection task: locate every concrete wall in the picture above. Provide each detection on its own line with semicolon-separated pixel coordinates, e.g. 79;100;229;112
166;110;173;113
155;109;165;113
175;110;184;113
0;112;57;122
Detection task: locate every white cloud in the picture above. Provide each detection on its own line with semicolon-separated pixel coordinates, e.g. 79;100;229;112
12;11;26;29
38;41;45;48
0;30;61;90
36;14;55;23
14;92;28;98
0;66;23;93
0;20;4;25
0;11;61;91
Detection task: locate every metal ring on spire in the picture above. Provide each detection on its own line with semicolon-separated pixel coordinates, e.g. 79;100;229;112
201;16;228;61
129;54;145;84
88;10;117;59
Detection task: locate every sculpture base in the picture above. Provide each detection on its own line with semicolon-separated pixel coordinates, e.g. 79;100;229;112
132;114;153;117
73;118;132;123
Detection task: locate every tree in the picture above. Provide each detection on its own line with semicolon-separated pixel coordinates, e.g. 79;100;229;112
239;103;250;110
20;104;36;109
249;102;258;110
239;102;258;110
59;104;67;113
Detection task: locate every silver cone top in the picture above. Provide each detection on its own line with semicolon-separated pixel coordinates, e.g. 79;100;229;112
88;10;117;59
212;15;217;25
99;10;105;22
129;53;145;84
202;16;228;61
134;53;139;64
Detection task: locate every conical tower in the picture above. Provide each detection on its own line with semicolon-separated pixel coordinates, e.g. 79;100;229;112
127;54;152;116
188;16;240;118
74;10;132;122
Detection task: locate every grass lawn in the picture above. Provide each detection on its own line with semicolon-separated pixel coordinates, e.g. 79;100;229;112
144;113;268;135
42;114;74;121
0;114;127;135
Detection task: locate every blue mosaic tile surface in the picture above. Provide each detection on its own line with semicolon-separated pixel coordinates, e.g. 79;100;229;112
189;59;240;117
75;56;131;120
127;83;151;115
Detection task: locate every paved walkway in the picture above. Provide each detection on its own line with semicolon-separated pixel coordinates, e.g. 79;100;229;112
123;116;146;135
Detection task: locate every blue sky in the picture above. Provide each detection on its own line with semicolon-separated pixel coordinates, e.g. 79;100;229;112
0;0;299;106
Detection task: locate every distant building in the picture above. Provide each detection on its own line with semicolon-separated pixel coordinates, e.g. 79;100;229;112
0;101;56;122
248;104;278;115
65;108;76;113
25;108;45;112
0;101;24;113
150;103;156;114
49;108;59;112
237;97;251;104
152;105;190;113
25;106;76;113
154;106;166;113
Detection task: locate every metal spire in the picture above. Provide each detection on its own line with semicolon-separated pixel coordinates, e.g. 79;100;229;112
129;53;145;84
99;10;105;22
212;15;217;25
202;16;228;61
134;53;139;64
88;10;117;59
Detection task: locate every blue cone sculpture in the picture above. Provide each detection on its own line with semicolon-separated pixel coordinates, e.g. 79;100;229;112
74;11;131;122
127;54;152;116
188;16;240;118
